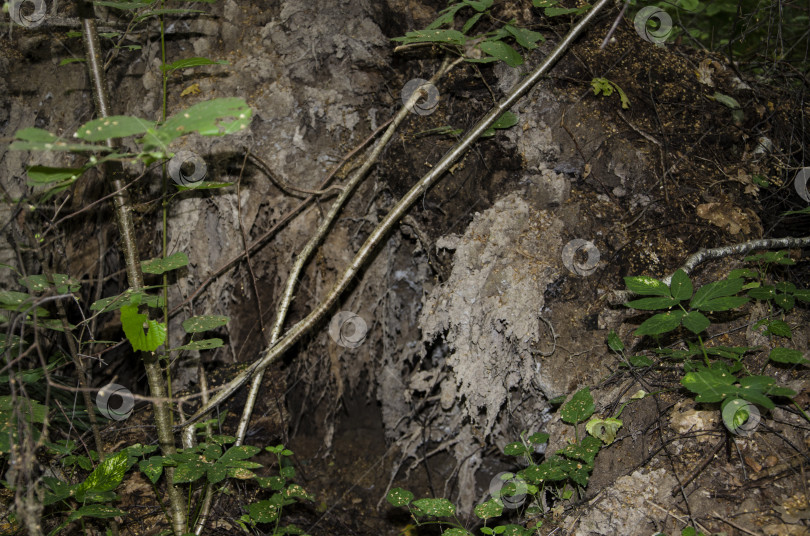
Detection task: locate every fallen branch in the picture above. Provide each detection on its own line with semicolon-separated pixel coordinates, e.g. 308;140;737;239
179;0;614;428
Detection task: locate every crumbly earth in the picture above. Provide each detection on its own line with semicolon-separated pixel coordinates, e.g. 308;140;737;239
1;1;808;535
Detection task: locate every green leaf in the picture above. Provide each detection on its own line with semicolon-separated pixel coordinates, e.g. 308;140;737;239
174;181;233;191
74;451;128;501
475;497;504;519
412;497;456;517
207;463;227;484
690;278;745;311
172;338;224;351
528;432;549;445
67;504;127;522
713;92;740;109
386;487;414;507
504;442;529;456
748;285;775;301
391;29;467;46
585;417;622;445
133;7;205;21
220;445;261;464
607;331;624;352
561;387;594;424
181;315;229;333
144;98;252;151
521;458;568;483
633;310;686;336
11;127;113;152
682;311;710;334
481;111;519;138
769;347;808;365
764;319;792;338
628;355;654;367
461;12;484;34
681;370;736;403
477;40;523;67
442;530;473;536
545;5;588;16
624;275;670;296
0;290;33;311
161;57;228;72
75;115;154;142
793;290;810;303
94;0;155;9
138;456;165;483
26;165;86;186
173;459;208;483
625;296;681;310
248;499;280;523
669;269;693;300
140;252;189;274
120;304;167;352
559;435;601;464
504;24;544;49
774;293;795;311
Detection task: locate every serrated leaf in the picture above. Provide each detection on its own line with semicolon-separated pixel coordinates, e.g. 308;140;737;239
769;347;808;365
633;310;685;336
520;458;567;483
793;290;810;303
504;441;529;456
561;387;594;424
669;269;693;300
386;487;414;507
412;498;456;517
624;275;670;297
475;497;504;519
682;311;710;334
477;40;523;67
182;315;229;333
749;285;776;300
690;278;744;311
141;252;189;274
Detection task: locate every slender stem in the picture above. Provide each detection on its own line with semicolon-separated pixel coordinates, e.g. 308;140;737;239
78;4;187;533
182;0;614;429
